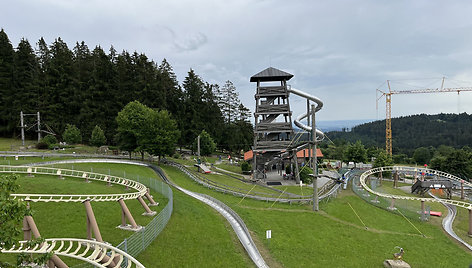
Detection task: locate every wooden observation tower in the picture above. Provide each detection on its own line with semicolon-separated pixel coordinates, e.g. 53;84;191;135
251;67;295;180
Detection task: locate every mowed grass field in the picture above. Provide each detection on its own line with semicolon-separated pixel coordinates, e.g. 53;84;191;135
161;165;472;268
2;157;472;267
0;167;167;266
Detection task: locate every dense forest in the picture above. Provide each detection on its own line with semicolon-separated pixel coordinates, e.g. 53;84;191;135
0;29;253;152
327;113;472;155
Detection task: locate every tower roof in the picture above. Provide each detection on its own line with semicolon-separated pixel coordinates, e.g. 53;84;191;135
250;67;294;82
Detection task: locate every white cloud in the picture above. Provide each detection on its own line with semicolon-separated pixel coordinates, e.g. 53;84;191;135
3;0;472;121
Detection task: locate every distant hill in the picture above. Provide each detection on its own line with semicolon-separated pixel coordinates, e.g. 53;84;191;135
317;119;374;132
326;113;472;155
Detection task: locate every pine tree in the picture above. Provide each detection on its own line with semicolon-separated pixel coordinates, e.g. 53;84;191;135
0;29;15;136
13;39;40;124
216;80;240;124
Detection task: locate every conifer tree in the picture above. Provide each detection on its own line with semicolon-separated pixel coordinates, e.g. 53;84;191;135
0;29;15;136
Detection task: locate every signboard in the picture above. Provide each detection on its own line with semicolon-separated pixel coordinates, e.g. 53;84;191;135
266;230;272;239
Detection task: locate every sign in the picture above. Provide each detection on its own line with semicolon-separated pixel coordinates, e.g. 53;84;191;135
266;230;272;239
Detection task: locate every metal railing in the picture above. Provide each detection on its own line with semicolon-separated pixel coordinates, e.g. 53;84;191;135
1;158;173;268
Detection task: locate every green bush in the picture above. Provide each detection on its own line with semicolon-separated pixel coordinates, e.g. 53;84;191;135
41;134;57;146
62;124;82;144
90;125;107;147
240;161;251;172
300;166;314;184
172;152;181;159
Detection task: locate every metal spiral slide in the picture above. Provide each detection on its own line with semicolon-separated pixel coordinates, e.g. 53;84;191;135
288;87;325;141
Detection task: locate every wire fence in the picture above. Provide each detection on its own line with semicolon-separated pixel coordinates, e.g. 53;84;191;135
60;167;174;268
351;172;430;221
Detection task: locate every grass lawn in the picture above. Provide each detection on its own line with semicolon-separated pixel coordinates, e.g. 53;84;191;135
0;138;36;151
164;164;472;267
137;166;252;267
273;185;313;196
0;169;167;266
215;162;243;174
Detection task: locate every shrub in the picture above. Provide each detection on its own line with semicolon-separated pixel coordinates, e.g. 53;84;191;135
90;125;107;147
300;166;314;184
240;161;251;172
172;152;181;159
62;124;82;144
42;134;57;146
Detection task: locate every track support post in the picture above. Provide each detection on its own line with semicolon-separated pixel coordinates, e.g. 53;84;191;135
145;188;159;206
388;198;396;210
137;196;156;216
469;209;472;237
117;198;142;231
83;199;103;242
461;180;465;200
420;200;426;221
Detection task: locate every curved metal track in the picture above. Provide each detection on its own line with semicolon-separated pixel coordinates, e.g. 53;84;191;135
360;166;472;210
26;158;270;268
0;165;147;202
429;193;472;251
2;238;144;268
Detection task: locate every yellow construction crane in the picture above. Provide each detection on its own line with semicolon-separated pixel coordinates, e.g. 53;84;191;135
376;77;472;155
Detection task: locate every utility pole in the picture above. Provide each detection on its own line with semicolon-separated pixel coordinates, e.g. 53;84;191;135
312;104;319;211
37;112;41;142
20;111;25;146
307;99;311;168
197;135;201;157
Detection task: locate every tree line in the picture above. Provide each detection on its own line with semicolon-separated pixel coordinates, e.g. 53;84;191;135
327;113;472;156
0;29;253;153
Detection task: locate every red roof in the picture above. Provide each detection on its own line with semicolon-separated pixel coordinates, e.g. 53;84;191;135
296;148;323;158
243;148;322;161
244;150;253;161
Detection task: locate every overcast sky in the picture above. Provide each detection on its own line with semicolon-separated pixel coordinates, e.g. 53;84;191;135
3;0;472;122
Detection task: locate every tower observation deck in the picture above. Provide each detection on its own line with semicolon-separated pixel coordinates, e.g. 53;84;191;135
251;67;295;180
